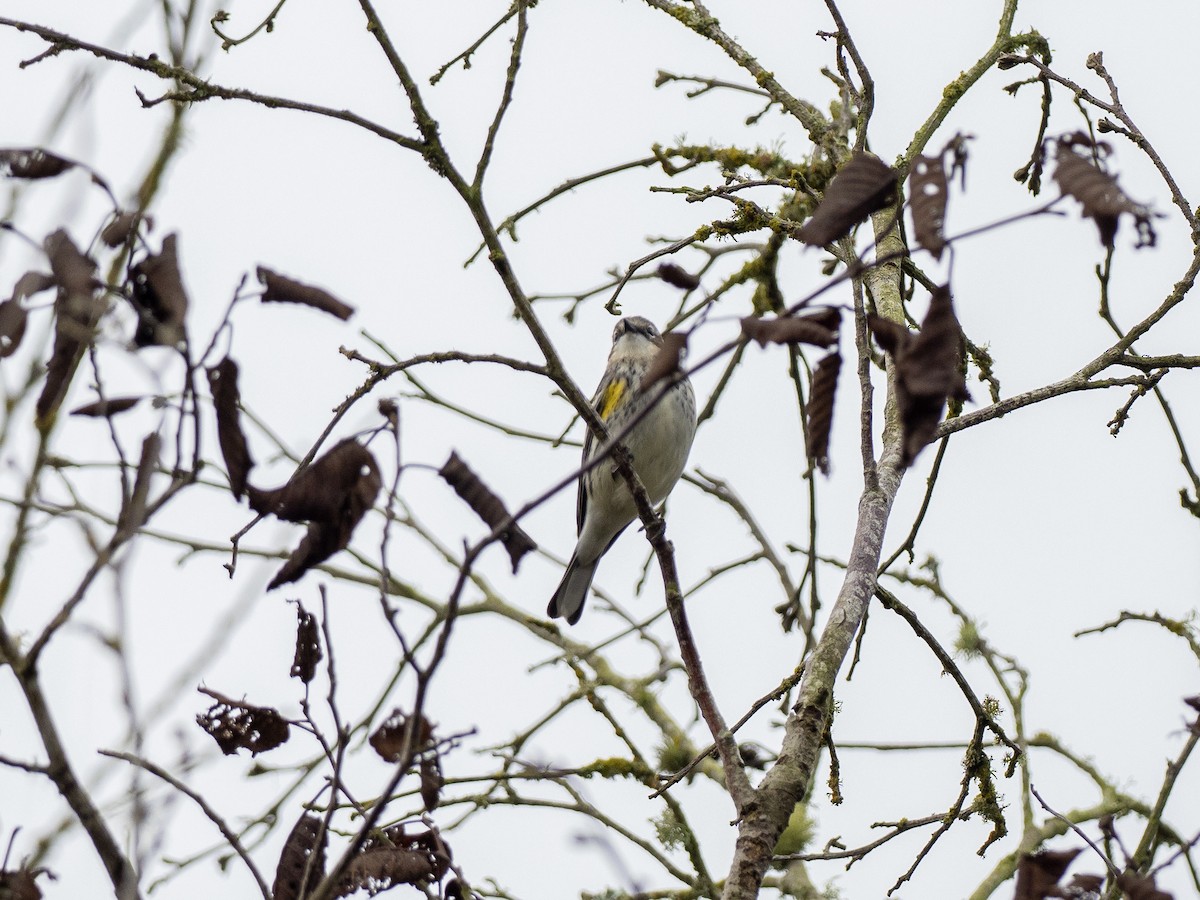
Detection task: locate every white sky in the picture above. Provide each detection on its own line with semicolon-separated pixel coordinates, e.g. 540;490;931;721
1;2;1198;898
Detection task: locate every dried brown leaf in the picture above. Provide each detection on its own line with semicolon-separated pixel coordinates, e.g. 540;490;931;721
196;689;289;756
272;813;326;900
871;286;969;467
115;433;160;536
0;300;27;358
3;272;55;357
438;451;537;573
266;522;347;591
335;827;451;897
38;231;101;424
250;439;379;524
0;867;46;900
795;152;898;246
909;154;948;259
257;266;354;320
0;148;74;180
290;602;322;684
1060;873;1104;895
904;285;970;403
69;397;143;418
798;306;842;331
206;358;254;499
336;847;435;896
657;262;700;290
419;755;443;812
129;233;188;347
1115;871;1173;900
369;709;434;763
640;332;688;392
253;440;381;588
1014;847;1081;900
1053;138;1156;248
741;316;837;349
866;314;912;357
806;351;841;475
11;271;56;303
100;211;145;248
44;229;97;297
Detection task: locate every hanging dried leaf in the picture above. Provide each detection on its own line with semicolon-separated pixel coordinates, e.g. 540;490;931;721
250;439;379;524
37;231;101;424
100;211;146;248
904;286;971;403
206;358;254;499
129;233;189;347
639;332;689;392
196;688;289;756
806;352;841;475
266;523;343;591
0;300;27;358
909;153;949;259
290;602;322;684
741;316;837;349
369;709;434;763
257;266;354;320
1053;136;1156;248
870;286;970;467
1063;873;1104;894
795;152;898;247
336;828;451;897
0;866;49;900
252;440;381;589
11;271;56;303
438;451;537;574
657;262;700;290
1014;847;1081;900
419;755;443;812
1115;871;1173;900
866;314;912;357
272;813;327;900
69;397;143;418
797;306;842;331
0;148;74;180
3;272;55;357
116;433;160;536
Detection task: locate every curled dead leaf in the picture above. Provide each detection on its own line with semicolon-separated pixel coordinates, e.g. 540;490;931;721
0;148;74;180
1053;134;1156;248
806;352;841;475
640;332;688;393
290;602;322;684
196;688;289;756
69;397;143;418
272;813;326;900
741;315;837;349
438;451;537;573
795;152;898;247
257;266;354;320
207;358;255;499
129;233;189;348
657;262;700;290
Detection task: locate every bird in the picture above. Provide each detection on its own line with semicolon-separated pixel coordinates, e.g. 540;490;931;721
547;316;697;624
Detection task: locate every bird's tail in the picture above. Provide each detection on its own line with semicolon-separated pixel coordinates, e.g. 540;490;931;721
547;554;598;625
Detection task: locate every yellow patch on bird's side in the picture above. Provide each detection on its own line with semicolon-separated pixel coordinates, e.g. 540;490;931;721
598;378;628;421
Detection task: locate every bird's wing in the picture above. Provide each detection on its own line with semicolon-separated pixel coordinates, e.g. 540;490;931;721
576;374;629;534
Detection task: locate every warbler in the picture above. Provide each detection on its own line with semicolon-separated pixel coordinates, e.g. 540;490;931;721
548;316;697;625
